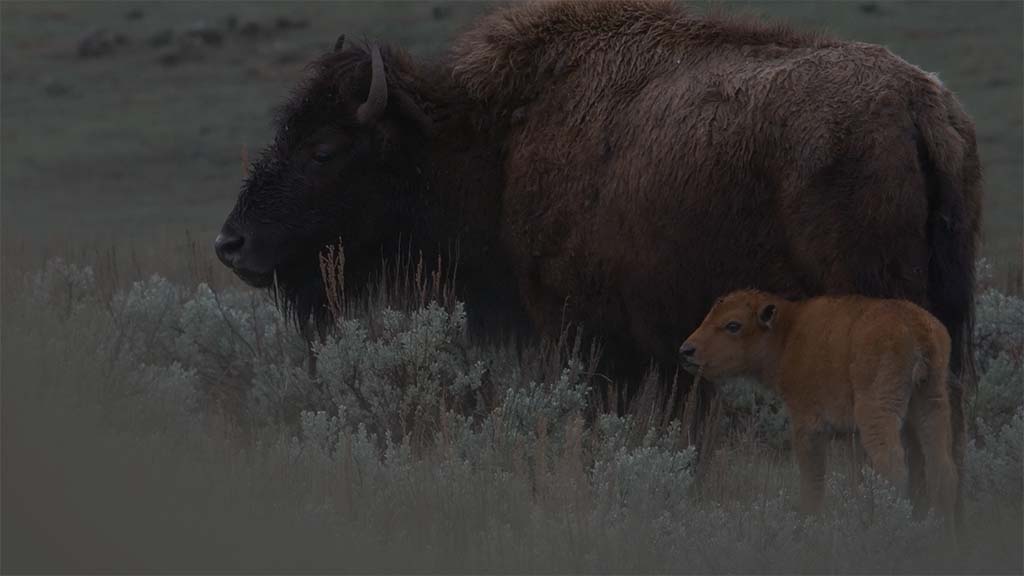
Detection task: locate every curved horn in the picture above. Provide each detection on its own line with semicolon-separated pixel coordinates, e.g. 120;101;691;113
356;45;388;125
334;34;346;51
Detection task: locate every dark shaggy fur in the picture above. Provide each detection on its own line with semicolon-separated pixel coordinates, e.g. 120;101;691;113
217;0;982;504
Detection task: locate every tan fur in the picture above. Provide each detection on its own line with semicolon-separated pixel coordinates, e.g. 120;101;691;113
681;290;958;527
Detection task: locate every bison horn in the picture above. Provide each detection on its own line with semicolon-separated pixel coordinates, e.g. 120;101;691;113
334;34;346;51
356;45;388;125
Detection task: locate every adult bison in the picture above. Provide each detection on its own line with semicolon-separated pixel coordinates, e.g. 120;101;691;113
215;0;980;476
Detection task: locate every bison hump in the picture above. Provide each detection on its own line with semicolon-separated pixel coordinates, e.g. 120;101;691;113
451;1;682;105
449;0;834;110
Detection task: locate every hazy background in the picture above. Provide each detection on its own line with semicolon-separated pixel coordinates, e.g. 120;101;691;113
1;0;1021;287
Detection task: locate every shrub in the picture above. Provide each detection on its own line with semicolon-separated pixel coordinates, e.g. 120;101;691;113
716;377;791;450
964;407;1024;505
5;257;1023;573
315;302;488;443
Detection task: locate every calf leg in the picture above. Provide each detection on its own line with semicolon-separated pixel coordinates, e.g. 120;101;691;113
852;351;914;496
908;385;959;541
793;425;828;514
903;425;929;518
855;404;909;496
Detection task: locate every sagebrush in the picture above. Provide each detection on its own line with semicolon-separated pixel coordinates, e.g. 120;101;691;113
3;256;1021;573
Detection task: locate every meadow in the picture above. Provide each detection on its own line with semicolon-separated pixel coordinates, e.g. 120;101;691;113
2;250;1021;572
2;1;1022;573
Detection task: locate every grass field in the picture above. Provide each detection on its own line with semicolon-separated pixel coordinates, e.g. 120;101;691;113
2;1;1022;573
3;247;1021;573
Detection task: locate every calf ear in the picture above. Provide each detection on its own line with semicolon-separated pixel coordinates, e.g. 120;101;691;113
758;303;777;329
334;34;346;51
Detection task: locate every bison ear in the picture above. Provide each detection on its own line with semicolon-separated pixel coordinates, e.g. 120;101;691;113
334;34;346;51
393;90;434;136
758;303;777;329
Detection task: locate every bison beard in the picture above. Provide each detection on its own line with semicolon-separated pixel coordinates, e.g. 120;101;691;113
216;0;982;501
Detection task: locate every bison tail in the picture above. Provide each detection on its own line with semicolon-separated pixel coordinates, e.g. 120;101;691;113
914;91;983;391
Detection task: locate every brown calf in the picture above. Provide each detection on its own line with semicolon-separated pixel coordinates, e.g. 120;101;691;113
680;290;958;524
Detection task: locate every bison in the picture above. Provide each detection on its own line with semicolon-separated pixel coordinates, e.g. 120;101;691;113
680;290;959;531
214;0;980;499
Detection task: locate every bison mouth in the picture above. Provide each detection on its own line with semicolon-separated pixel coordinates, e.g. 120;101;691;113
232;267;276;288
229;250;322;292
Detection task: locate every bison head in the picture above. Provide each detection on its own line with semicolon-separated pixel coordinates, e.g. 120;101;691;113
215;37;433;325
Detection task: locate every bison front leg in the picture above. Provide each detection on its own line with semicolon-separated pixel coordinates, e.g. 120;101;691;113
793;424;828;515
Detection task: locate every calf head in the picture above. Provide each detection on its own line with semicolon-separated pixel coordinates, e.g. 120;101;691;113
679;290;780;381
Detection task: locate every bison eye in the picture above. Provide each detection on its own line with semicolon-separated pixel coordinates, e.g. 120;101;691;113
312;144;336;163
725;321;742;334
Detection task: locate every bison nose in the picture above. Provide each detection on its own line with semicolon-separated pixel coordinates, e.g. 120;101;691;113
214;231;245;267
679;341;697;360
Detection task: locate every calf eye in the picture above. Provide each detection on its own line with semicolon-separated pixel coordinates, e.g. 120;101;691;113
725;321;742;334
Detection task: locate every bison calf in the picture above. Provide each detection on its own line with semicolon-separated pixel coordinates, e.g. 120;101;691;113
679;290;958;524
